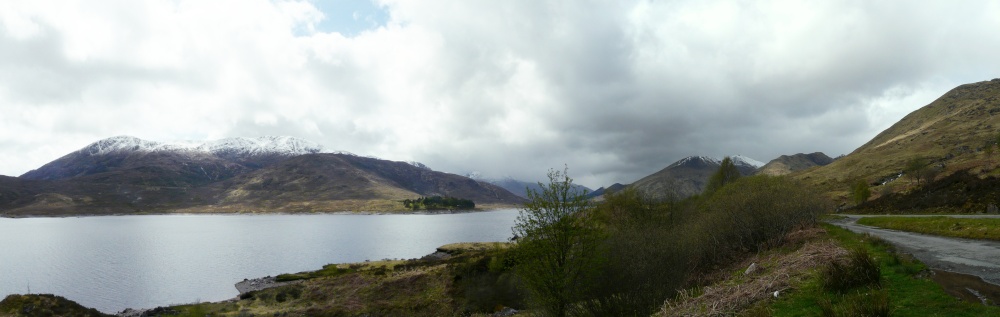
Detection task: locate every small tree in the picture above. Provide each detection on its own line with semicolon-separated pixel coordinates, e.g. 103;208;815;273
512;167;602;317
904;158;928;186
704;157;742;195
851;180;871;206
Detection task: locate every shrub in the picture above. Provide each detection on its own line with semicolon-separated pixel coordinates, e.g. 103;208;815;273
820;248;882;293
693;176;828;267
581;188;691;317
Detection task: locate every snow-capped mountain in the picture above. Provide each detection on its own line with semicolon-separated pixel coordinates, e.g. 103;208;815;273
628;154;764;199
5;137;526;216
21;135;339;182
731;155;765;168
668;155;764;169
80;135;326;157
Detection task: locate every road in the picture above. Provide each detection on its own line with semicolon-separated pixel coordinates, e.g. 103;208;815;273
828;215;1000;286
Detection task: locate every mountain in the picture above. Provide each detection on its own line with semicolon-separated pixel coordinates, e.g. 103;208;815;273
794;78;1000;201
465;174;592;199
628;155;763;200
1;136;524;216
201;154;524;213
586;183;627;199
757;152;834;176
19;136;326;186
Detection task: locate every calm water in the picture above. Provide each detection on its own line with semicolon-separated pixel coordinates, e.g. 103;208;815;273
0;210;519;313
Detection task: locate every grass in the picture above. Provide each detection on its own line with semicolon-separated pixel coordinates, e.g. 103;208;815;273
275;258;409;282
857;216;1000;241
769;224;1000;316
162;242;520;316
0;294;110;317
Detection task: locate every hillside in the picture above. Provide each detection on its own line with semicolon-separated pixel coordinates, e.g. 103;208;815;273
794;78;1000;201
757;152;834;176
0;137;524;216
628;155;761;199
208;154;524;212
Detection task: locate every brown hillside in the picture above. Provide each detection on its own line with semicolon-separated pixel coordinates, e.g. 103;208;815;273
757;152;833;176
794;78;1000;202
207;153;525;213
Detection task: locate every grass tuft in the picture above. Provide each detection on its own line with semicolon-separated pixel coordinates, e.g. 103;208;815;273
820;247;881;293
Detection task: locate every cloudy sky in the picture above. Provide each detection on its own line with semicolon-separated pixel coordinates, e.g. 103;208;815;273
1;0;999;188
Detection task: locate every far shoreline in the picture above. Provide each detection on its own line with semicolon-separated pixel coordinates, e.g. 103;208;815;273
0;205;522;219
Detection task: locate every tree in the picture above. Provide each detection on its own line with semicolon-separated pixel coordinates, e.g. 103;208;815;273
904;158;928;186
704;156;742;195
512;167;602;317
851;180;871;206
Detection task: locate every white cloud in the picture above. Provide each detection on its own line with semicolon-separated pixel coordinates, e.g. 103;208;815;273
1;0;999;188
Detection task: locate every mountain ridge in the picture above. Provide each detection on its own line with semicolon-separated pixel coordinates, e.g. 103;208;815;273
627;155;762;200
2;136;524;216
757;152;834;176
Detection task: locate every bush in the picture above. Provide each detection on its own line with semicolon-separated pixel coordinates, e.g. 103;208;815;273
692;176;828;267
581;188;691;317
820;248;882;293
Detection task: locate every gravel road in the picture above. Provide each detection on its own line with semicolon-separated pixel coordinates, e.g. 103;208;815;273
829;215;1000;286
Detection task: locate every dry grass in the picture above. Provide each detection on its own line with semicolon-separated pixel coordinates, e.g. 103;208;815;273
437;242;511;254
658;230;848;316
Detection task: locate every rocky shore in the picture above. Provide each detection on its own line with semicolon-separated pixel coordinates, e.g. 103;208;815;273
234;276;297;295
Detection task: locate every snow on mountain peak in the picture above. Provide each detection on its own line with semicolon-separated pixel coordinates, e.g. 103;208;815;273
731;155;765;168
79;135;328;157
198;136;323;157
670;155;721;167
407;161;432;171
669;155;763;168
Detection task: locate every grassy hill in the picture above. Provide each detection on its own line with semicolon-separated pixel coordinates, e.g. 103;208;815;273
757;152;834;176
795;78;1000;203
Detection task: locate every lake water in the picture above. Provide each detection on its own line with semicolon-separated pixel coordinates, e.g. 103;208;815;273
0;210;519;313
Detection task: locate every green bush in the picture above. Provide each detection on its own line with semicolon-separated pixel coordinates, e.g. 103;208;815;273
581;188;691;317
692;176;828;267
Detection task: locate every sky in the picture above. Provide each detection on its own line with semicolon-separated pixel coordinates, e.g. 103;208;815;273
1;0;999;188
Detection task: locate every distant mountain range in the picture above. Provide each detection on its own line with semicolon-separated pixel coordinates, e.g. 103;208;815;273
590;153;837;200
1;136;524;216
7;79;998;215
465;174;592;199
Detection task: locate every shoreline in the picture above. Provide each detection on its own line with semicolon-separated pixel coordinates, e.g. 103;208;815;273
109;242;501;316
0;206;521;219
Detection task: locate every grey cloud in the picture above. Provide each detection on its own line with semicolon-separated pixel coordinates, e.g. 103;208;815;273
3;1;1000;189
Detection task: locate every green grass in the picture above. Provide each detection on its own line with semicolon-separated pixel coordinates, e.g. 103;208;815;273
770;224;1000;316
857;216;1000;241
